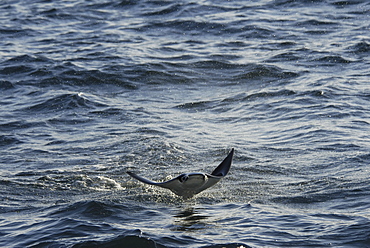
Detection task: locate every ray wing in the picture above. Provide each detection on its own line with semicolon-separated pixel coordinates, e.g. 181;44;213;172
127;171;194;197
127;171;180;189
127;171;159;185
210;148;234;177
192;148;235;194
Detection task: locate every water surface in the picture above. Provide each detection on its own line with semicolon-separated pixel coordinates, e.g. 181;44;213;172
1;0;369;247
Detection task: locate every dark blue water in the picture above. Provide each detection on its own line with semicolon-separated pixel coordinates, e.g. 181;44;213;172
1;0;370;247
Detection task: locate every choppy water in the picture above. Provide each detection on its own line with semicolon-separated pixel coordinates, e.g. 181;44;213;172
1;0;370;247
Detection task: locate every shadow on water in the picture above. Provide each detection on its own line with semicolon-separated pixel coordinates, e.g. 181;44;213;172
171;207;211;232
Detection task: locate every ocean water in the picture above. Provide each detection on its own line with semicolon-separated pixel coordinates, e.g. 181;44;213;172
1;0;370;247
